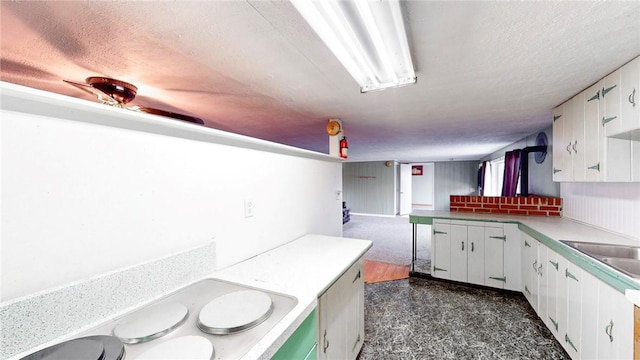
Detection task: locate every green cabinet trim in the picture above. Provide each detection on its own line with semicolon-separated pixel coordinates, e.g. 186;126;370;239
271;309;317;360
408;214;640;294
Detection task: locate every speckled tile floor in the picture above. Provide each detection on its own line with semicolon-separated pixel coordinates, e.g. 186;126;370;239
359;277;570;360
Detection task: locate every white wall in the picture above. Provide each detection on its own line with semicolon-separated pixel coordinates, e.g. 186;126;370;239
411;163;434;210
343;161;396;215
561;182;640;241
1;97;342;301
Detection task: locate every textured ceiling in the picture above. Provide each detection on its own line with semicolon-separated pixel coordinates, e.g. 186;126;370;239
1;1;639;162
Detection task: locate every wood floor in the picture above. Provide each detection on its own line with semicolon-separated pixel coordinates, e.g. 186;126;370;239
363;260;409;284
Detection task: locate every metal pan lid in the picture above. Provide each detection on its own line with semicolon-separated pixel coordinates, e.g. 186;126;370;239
113;302;188;344
197;290;273;335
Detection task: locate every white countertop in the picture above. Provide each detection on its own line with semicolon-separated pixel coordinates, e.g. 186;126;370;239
411;210;640;247
210;234;372;360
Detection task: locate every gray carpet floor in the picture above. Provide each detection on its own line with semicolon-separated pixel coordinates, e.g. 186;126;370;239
343;214;431;266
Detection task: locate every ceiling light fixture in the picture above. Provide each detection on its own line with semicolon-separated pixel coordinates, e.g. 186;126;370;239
292;0;416;93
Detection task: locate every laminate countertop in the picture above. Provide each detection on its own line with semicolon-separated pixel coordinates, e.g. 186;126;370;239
210;234;372;360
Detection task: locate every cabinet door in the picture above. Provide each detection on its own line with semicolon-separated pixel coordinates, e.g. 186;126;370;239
503;224;521;291
537;243;548;322
585;81;604;181
545;248;560;338
620;56;640;134
318;258;364;360
346;259;364;359
580;270;599;358
466;225;485;286
521;234;535;305
564;261;582;359
603;69;632;181
597;283;634;360
484;225;505;289
432;221;451;279
563;97;575;181
556;255;569;349
571;92;586;182
553;105;566;181
450;224;468;283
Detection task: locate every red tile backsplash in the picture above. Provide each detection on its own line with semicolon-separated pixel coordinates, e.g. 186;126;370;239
449;195;562;217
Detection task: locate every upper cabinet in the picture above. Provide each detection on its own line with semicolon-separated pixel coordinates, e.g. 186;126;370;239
553;55;640;182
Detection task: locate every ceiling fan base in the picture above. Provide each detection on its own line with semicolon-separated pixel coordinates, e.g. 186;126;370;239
86;77;138;105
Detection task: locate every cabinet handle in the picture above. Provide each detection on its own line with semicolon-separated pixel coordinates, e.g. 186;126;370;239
490;235;506;241
587;163;600;172
572;140;577;154
602;116;617;126
549;260;559;270
630;88;636;107
549;316;558;331
602;84;617;97
605;320;614;343
433;266;448;272
538;263;543;276
471;242;475;252
489;276;506;282
565;334;578;353
461;241;465;251
433;230;448;235
566;142;572;155
533;260;538;271
587;91;600;102
553;114;562;122
352;270;361;283
351;333;361;352
553;168;562;174
323;329;329;353
565;268;579;282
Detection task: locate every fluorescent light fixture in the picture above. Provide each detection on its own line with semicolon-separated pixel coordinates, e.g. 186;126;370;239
292;0;416;93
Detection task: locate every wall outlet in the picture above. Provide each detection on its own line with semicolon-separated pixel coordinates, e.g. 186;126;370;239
244;199;255;218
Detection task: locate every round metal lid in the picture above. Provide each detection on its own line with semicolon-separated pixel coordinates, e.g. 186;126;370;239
113;302;188;344
20;338;105;360
197;290;273;335
136;336;213;360
82;336;125;360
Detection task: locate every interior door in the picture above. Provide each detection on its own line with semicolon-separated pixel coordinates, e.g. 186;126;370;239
399;164;412;215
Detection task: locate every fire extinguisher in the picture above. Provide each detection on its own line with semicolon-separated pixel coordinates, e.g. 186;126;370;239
339;136;348;159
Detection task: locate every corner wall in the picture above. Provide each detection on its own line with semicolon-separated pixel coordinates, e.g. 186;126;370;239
343;161;396;215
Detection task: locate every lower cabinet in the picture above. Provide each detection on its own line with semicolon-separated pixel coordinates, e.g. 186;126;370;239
431;220;521;291
521;237;634;360
271;309;317;360
597;282;634;359
318;257;364;360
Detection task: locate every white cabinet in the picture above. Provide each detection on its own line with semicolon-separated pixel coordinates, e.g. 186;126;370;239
432;220;451;279
521;234;539;311
619;56;640;136
597;282;634;360
432;221;520;291
553;56;639;182
580;270;599;359
563;260;582;358
318;257;364;360
542;246;560;339
450;222;470;283
552;105;566;181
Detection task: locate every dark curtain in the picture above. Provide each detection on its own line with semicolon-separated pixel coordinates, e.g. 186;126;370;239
501;150;521;197
478;161;487;195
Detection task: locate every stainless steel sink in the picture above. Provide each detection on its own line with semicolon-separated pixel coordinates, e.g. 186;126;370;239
601;257;640;278
561;241;640;260
561;240;640;279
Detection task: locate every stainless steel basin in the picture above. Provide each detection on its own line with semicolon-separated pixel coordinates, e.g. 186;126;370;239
561;241;640;260
601;258;640;279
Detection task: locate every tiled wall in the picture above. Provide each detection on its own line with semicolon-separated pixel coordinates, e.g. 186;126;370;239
450;195;562;216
